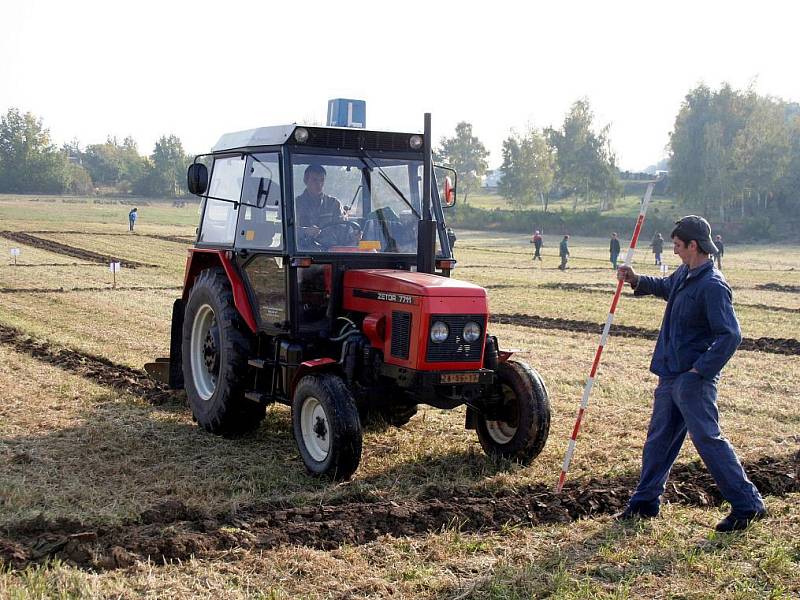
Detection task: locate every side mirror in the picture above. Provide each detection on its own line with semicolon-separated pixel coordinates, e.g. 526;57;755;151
434;165;457;207
443;176;455;207
187;163;208;196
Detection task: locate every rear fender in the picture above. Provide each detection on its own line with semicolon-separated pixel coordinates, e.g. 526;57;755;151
182;249;258;333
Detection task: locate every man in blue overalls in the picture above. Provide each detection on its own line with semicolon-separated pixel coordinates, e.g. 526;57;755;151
616;215;766;532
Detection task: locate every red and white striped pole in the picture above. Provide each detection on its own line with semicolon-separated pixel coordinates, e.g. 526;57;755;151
556;182;655;492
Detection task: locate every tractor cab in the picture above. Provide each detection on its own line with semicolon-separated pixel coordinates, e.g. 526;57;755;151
188;125;456;338
147;115;550;481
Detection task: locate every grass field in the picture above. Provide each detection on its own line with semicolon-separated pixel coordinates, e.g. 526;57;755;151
0;194;797;598
465;190;677;216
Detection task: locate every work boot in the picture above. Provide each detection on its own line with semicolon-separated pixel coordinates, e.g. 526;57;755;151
715;509;767;532
613;503;659;521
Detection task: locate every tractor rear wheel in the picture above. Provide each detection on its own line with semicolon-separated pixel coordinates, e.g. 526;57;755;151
182;267;265;435
292;374;362;480
476;360;550;463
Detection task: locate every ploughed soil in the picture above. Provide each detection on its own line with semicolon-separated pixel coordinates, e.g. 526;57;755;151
538;283;800;313
0;323;797;572
0;454;796;572
27;230;194;243
1;262;100;268
491;313;800;356
0;322;176;405
0;232;157;268
756;283;800;294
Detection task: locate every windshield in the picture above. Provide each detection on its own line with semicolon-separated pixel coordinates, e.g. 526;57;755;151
292;153;441;254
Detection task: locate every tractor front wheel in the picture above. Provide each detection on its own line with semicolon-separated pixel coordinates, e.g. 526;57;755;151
292;374;362;480
476;360;550;463
182;267;265;436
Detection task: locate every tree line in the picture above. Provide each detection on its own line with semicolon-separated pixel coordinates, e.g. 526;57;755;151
669;84;800;226
0;108;191;197
6;83;800;230
436;98;620;211
436;86;800;229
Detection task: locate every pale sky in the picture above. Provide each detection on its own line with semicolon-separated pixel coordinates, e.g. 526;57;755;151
3;0;799;171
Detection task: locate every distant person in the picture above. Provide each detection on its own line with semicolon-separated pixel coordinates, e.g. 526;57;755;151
128;207;138;232
714;234;724;269
531;230;543;261
610;232;621;269
650;233;664;265
615;215;765;532
558;235;570;270
446;227;457;250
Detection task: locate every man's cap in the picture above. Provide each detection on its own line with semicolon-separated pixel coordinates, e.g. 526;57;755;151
673;215;718;254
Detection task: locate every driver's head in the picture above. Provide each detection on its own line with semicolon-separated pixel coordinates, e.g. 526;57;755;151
303;164;326;197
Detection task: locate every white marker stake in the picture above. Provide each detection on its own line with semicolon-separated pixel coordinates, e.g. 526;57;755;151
556;183;655;493
10;248;21;266
109;261;121;289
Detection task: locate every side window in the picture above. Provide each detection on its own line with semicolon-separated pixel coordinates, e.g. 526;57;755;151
199;155;244;245
238;153;283;250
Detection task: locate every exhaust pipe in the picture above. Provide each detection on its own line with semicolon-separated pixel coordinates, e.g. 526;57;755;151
416;112;436;274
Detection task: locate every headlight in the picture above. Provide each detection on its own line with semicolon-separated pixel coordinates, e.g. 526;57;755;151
294;127;309;143
409;135;423;150
463;321;481;343
430;321;449;343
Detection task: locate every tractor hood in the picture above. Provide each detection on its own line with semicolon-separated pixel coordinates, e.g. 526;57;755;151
343;269;486;298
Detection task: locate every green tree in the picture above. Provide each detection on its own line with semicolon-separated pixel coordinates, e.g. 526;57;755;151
84;138;125;187
498;128;555;209
84;136;148;192
64;161;94;195
547;99;619;212
731;98;791;216
777;107;800;217
0;108;70;193
669;84;755;219
152;134;189;196
435;122;489;204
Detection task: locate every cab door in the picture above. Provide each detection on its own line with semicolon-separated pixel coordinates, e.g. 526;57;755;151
236;152;289;332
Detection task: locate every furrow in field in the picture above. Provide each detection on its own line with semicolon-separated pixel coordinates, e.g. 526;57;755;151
0;231;157;268
491;313;800;355
0;322;175;405
0;454;795;571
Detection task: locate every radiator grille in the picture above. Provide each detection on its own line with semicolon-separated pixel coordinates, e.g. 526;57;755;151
426;315;485;362
390;311;412;359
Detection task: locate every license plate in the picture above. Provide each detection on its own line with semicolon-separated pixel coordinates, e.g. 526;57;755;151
440;373;479;384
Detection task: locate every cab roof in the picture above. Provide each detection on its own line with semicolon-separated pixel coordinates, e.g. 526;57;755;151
212;125;297;152
212;125;423;154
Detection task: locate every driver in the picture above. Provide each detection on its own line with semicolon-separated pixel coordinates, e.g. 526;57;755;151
295;164;346;243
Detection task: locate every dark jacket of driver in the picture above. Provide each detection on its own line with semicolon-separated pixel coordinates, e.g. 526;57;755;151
295;191;344;228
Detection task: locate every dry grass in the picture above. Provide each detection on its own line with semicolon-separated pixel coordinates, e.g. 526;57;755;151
0;196;797;598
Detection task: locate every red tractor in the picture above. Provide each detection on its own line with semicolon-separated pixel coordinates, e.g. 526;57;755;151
146;114;550;479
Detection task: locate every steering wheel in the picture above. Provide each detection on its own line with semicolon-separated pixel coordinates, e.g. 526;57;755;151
315;220;362;249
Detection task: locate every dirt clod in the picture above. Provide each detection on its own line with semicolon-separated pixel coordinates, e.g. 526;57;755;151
492;312;800;356
0;454;795;572
0;322;178;405
0;231;156;268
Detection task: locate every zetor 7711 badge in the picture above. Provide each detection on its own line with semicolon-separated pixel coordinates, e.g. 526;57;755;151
145;113;550;480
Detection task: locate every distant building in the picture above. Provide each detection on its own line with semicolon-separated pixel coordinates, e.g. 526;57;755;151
482;169;503;188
